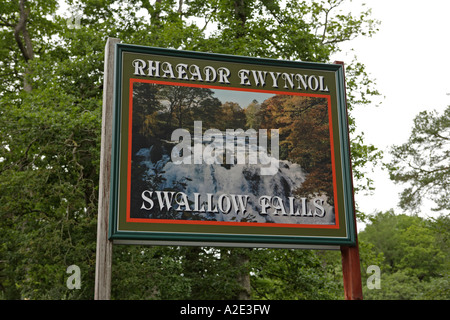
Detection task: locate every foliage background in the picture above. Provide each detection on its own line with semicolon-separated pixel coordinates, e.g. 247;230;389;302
0;0;448;300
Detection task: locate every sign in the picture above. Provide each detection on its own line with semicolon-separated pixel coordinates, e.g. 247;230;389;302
108;43;356;248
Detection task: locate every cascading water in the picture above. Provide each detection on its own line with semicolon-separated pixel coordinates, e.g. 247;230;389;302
134;132;335;226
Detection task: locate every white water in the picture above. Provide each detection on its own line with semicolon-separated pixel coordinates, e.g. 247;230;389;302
135;140;335;225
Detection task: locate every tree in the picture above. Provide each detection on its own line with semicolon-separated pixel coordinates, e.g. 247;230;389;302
244;99;262;129
156;85;219;131
131;82;163;149
0;0;104;299
259;95;335;203
359;211;449;300
1;0;381;299
387;106;450;213
217;101;247;130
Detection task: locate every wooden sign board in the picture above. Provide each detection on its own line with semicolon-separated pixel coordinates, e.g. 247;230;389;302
108;43;357;249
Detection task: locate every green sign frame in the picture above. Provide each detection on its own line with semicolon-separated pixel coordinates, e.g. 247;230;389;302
108;43;357;248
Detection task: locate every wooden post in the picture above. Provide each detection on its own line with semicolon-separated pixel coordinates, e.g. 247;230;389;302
95;37;121;300
341;245;363;300
333;60;363;300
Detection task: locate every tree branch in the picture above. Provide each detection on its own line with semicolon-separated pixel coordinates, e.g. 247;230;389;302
0;16;14;27
14;0;34;62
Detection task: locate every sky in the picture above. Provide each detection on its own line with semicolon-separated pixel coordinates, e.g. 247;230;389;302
331;0;450;222
211;89;274;107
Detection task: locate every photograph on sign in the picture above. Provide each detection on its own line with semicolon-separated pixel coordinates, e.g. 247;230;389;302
129;81;336;226
109;44;356;247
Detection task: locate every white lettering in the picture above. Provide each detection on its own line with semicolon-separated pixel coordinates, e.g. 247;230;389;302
161;61;175;78
141;190;154;210
251;70;267;87
259;196;271;215
269;71;281;88
155;191;175;211
367;265;381;289
132;59;146;76
319;76;329;92
295;74;308;90
217;67;231;84
203;66;217;82
238;69;251;86
147;60;160;77
313;198;325;217
130;60;330;91
308;75;319;91
138;190;328;221
282;73;295;89
176;63;189;80
203;128;224;164
189;64;203;81
171;128;192;164
175;192;191;211
218;194;232;214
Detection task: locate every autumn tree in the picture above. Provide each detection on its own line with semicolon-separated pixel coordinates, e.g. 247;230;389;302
259;95;334;203
244;99;262;129
217;101;247;130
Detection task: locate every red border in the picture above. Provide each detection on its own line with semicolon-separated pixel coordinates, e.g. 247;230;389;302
126;78;340;229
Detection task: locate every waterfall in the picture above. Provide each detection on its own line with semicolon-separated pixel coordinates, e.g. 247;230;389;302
134;139;335;226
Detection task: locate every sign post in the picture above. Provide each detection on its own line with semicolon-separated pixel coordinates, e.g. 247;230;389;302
333;61;363;300
94;37;121;300
96;39;363;299
341;245;363;299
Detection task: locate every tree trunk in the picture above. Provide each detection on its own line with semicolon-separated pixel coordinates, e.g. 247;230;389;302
234;248;251;300
14;0;34;91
